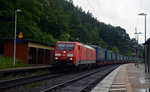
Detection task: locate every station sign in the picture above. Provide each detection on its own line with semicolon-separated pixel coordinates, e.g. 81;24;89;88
132;53;135;56
132;53;135;57
18;32;23;39
12;32;24;42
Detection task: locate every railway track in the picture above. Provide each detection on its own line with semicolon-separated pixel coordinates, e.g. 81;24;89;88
41;65;119;92
0;72;62;91
0;65;52;81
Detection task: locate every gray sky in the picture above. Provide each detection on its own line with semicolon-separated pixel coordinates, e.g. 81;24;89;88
73;0;150;44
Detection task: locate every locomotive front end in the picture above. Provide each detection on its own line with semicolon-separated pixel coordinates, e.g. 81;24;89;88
53;42;75;68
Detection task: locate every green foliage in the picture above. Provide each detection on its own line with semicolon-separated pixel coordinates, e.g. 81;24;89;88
97;40;107;49
25;82;40;88
0;55;28;69
111;46;120;54
0;0;140;57
59;33;70;41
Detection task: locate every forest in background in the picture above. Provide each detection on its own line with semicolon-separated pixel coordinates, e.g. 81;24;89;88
0;0;142;56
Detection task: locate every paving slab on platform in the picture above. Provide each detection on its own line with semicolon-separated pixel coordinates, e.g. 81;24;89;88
91;65;123;92
91;63;150;92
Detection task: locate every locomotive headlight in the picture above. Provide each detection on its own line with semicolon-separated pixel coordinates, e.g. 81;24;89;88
67;54;73;57
69;58;73;60
55;57;59;60
55;53;61;56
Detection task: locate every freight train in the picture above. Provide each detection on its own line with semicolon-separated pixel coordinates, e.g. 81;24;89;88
52;41;136;69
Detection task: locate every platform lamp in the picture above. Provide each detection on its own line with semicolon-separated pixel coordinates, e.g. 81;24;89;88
134;29;142;67
138;13;147;73
13;9;21;66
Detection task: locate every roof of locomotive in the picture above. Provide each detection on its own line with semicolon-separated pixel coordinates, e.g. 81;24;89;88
82;44;95;50
56;41;95;50
57;41;79;43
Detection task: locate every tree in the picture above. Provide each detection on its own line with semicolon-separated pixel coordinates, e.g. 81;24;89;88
112;46;120;54
0;0;140;56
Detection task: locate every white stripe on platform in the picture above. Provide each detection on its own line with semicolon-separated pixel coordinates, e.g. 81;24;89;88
112;83;126;85
111;85;126;87
109;88;126;91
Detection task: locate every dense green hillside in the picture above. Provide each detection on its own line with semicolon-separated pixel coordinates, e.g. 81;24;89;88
0;0;139;56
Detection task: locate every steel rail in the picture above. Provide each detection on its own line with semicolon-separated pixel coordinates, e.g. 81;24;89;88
0;72;62;90
41;65;119;92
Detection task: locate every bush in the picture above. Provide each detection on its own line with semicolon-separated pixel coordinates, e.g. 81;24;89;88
0;55;28;69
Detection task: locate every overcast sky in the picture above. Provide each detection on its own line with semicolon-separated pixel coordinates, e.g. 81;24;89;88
73;0;150;44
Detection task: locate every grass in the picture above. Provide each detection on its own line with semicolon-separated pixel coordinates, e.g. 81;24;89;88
24;82;40;88
0;55;28;69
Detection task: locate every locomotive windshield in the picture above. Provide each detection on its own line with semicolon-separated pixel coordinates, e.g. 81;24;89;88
57;43;74;50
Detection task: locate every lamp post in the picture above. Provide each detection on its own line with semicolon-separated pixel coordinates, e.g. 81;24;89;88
13;9;21;66
138;13;147;41
134;28;142;67
138;13;147;73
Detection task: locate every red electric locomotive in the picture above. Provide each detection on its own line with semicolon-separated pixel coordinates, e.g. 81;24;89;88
53;41;96;69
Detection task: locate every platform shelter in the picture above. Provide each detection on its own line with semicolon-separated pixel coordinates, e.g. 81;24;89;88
144;38;150;73
4;38;55;65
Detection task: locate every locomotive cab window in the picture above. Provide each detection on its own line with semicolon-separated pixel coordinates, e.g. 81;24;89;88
57;43;65;50
57;43;74;50
78;46;80;50
66;44;74;50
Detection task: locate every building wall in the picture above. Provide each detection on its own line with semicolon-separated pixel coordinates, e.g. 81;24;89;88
4;39;54;65
4;40;28;64
4;40;14;58
16;42;28;64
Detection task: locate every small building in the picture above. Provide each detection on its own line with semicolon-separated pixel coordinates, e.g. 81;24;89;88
144;38;150;73
4;38;55;65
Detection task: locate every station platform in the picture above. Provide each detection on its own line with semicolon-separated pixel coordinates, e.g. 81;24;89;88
92;63;150;92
